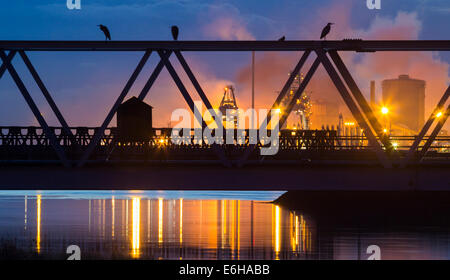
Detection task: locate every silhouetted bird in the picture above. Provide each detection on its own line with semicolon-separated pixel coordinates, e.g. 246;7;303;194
98;24;111;41
278;36;285;42
320;23;334;40
171;25;179;41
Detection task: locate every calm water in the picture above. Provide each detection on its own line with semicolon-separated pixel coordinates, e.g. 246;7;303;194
0;190;450;260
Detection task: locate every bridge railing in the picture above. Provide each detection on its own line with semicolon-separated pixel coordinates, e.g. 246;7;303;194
0;126;449;151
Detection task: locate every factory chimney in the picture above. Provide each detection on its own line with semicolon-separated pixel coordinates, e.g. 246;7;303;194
370;81;376;107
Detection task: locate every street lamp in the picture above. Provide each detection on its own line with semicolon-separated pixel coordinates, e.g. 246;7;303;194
381;106;391;136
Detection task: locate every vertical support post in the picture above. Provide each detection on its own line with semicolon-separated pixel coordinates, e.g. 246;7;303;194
19;51;76;145
77;50;152;167
316;49;392;168
0;50;70;167
402;86;450;166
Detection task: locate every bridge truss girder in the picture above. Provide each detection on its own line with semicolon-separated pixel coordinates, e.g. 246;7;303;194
0;41;449;168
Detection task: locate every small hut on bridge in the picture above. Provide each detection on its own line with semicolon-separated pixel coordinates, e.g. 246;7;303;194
117;97;153;143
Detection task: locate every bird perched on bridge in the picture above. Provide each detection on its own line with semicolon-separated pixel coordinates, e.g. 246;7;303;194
171;25;179;41
98;24;111;41
278;36;285;42
320;23;334;40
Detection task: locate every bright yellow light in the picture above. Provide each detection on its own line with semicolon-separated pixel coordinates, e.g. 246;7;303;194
291;131;296;136
344;122;355;126
393;142;398;150
131;197;140;258
275;108;282;114
436;111;443;118
36;195;41;254
383;128;388;133
275;205;280;259
179;198;183;245
158;198;163;245
381;107;389;115
111;197;115;239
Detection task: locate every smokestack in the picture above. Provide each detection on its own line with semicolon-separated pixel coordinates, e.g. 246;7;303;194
370;81;376;107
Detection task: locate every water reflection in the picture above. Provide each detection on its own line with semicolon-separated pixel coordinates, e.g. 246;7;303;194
36;195;41;254
0;191;449;259
131;197;140;258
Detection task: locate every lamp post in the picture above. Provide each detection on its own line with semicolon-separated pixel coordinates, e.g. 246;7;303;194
381;106;391;136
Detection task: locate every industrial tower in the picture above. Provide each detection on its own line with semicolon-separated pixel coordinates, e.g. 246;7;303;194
281;73;312;130
219;86;239;127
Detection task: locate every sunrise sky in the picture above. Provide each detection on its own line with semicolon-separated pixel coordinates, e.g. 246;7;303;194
0;0;449;128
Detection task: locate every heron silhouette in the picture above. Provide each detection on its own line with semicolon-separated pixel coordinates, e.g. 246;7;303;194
98;24;111;41
278;36;285;42
171;26;179;41
320;23;334;40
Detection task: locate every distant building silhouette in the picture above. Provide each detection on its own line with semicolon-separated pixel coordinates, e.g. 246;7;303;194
382;75;425;133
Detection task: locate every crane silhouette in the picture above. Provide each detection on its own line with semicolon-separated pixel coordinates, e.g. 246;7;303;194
320;23;334;40
98;25;111;41
278;36;285;42
171;26;179;41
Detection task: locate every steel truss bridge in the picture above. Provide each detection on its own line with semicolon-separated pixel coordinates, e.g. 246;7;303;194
0;40;449;190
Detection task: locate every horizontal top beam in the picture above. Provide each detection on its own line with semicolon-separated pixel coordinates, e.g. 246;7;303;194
0;40;449;52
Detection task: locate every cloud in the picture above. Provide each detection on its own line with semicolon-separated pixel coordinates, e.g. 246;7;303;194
234;3;450;130
203;17;254;40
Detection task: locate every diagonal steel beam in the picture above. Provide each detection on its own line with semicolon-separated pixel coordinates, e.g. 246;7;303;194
328;51;392;150
402;86;450;167
19;50;77;146
175;51;216;113
278;58;320;129
174;51;232;166
263;50;311;126
418;103;450;161
0;51;16;80
77;50;152;167
0;50;70;167
157;50;198;119
175;51;228;132
237;51;312;167
138;51;172;101
158;50;231;167
316;49;392;168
